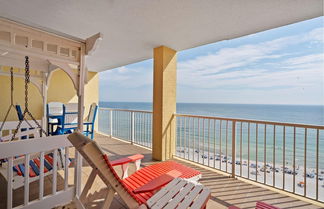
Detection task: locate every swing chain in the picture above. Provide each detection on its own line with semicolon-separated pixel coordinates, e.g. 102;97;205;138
23;57;47;136
11;56;48;140
10;67;14;105
25;56;30;110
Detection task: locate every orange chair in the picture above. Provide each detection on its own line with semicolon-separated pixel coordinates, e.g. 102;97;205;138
68;132;206;208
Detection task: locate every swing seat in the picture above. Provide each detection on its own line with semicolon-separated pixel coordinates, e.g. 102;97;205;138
12;154;55;177
0;128;69;189
0;149;69;189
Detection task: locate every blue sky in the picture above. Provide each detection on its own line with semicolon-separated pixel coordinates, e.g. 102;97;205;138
99;17;324;105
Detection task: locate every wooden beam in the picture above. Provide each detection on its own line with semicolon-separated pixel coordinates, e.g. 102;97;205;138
0;18;82;67
85;33;103;56
47;59;79;91
0;53;49;72
75;43;86;197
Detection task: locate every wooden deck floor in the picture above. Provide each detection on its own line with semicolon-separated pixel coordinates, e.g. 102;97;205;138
1;133;323;209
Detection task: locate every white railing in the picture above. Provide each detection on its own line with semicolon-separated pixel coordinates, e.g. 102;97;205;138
98;108;152;148
175;113;324;203
0;121;81;209
97;107;324;203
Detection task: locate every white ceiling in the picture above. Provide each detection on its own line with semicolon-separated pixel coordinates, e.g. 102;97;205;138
0;0;323;72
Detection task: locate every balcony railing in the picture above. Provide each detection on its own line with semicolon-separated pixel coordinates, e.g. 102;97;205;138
98;108;152;148
175;113;324;203
98;107;324;203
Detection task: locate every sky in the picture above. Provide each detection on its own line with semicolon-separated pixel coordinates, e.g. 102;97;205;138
99;17;324;105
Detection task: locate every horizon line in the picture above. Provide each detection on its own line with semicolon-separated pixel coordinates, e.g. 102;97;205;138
99;100;324;106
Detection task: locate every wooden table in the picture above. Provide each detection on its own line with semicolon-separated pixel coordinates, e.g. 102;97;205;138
145;178;210;209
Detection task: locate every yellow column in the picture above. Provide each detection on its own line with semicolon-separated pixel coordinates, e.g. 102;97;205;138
152;46;177;161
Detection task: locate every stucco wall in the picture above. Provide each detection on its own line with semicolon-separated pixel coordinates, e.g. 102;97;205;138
0;68;99;129
0;68;43;121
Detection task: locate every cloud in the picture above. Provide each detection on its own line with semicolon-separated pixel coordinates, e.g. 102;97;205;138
100;65;153;88
99;22;324;104
177;30;307;75
306;27;324;43
177;27;324;91
284;54;323;66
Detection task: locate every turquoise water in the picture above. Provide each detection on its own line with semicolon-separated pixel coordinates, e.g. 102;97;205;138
98;102;324;169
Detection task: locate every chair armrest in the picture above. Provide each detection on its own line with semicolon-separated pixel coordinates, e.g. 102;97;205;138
133;170;182;194
111;154;144;179
110;154;144;166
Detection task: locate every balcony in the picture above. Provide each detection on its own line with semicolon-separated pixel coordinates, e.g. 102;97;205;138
1;130;322;208
0;2;323;208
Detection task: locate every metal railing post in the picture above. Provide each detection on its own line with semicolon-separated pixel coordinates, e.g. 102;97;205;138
131;111;135;144
231;120;236;177
110;109;113;138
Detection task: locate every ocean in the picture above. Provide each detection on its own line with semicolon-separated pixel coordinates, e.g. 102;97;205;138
99;102;324;125
98;102;324;169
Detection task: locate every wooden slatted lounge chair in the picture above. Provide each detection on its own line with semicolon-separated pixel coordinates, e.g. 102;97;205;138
68;132;205;209
228;201;280;209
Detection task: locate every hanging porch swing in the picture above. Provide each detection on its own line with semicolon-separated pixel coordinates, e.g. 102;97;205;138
11;56;47;140
0;17;102;209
